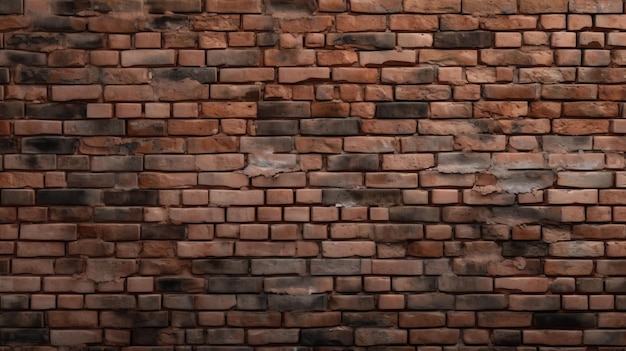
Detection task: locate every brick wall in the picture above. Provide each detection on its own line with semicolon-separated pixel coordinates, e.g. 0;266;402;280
1;0;626;348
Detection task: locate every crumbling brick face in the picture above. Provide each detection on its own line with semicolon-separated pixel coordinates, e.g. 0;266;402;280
1;0;626;348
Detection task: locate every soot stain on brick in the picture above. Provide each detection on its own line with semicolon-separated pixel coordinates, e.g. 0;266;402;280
6;34;63;51
143;15;190;31
0;328;49;345
0;138;18;153
23;137;78;154
301;327;354;346
26;103;86;119
534;313;597;328
265;0;317;14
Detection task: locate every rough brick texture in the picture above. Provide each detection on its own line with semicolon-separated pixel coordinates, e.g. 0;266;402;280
1;0;626;349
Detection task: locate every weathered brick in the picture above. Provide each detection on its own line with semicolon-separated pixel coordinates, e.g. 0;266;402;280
571;0;623;13
481;49;553;66
521;0;568;13
328;33;396;50
279;16;333;32
381;67;435;84
462;0;517;14
437;152;491;173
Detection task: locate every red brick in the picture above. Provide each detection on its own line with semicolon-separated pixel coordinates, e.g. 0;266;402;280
336;15;386;31
544;259;594;275
405;0;460;13
410;328;460;345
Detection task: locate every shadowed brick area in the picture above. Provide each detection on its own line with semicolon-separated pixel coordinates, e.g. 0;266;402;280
2;0;626;348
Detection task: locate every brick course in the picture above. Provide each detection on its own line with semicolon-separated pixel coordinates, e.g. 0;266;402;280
1;0;626;348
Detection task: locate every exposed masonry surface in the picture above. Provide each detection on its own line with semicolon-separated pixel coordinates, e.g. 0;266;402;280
4;0;626;349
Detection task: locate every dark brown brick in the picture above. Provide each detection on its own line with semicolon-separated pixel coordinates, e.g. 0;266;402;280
0;68;9;83
54;258;84;274
534;313;596;329
301;327;354;346
0;189;33;205
327;154;379;171
51;0;105;15
0;101;25;119
103;190;158;206
434;31;492;48
93;207;143;222
0;0;23;14
147;0;203;13
156;277;205;293
376;102;429;118
502;241;548;257
0;138;18;154
301;118;361;135
2;295;30;309
141;224;186;240
389;206;441;222
344;312;398;327
258;101;311;118
65;33;106;49
456;294;507;310
227;311;281;327
0;50;47;66
192;259;249;274
152;67;217;83
393;277;437;292
0;312;44;327
269;294;328;311
330;295;376;310
33;15;87;32
237;294;267;310
26;103;85;120
407;293;455;310
37;189;101;206
0;329;49;345
328;33;396;50
64;120;125;136
208;277;262;293
310;259;362;275
266;0;316;14
66;173;115;188
254;120;299;135
22;137;78;155
4;155;56;170
492;329;522;346
131;328;159;345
